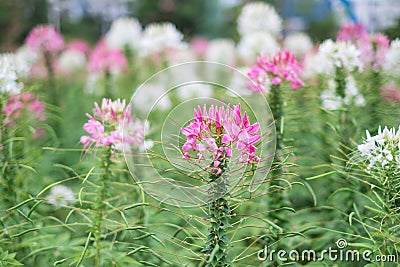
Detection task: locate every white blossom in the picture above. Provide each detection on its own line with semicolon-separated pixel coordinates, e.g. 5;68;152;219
105;17;142;51
320;76;365;110
46;185;76;209
237;32;279;65
58;50;86;73
139;22;186;57
284;32;313;58
237;2;282;37
205;38;236;65
0;53;24;94
384;39;400;77
358;126;400;170
315;39;363;75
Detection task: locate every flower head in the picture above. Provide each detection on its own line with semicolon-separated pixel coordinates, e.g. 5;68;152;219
3;92;46;135
337;22;368;43
384;39;400;76
247;50;304;92
67;39;90;54
139;22;185;57
381;84;400;103
358;33;390;70
46;185;76;209
0;53;25;94
237;32;279;65
105;17;142;51
283;32;313;58
358;126;400;170
237;2;282;37
315;39;362;75
25;24;64;53
181;104;260;175
88;39;127;74
80;98;144;151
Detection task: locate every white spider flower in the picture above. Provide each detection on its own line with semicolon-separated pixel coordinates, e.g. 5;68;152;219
105;17;142;51
46;185;76;209
384;39;400;77
284;32;313;58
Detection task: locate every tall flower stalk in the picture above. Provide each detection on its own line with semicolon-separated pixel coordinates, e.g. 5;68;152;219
80;98;144;265
181;104;260;266
247;50;304;235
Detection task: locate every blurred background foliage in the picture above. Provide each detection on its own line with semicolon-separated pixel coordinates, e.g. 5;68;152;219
0;0;365;51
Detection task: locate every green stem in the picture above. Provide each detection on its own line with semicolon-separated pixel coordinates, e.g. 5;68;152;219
104;71;112;99
203;174;231;267
94;146;112;267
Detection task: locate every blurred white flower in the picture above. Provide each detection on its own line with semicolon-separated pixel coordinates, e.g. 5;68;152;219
15;45;38;77
0;53;24;94
134;82;172;112
358;126;400;170
139;22;186;57
204;38;236;65
237;1;282;37
384;39;400;77
320;76;365;110
58;50;86;74
284;32;313;58
237;32;279;65
315;39;363;75
46;185;76;209
176;83;213;100
105;17;142;51
228;67;254;96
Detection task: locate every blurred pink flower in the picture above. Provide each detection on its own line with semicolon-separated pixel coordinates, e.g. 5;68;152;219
181;104;260;174
67;39;90;54
248;50;304;92
337;22;367;43
80;98;144;150
381;84;400;103
88;39;127;74
190;37;209;58
3;92;46;136
25;24;64;53
358;34;390;70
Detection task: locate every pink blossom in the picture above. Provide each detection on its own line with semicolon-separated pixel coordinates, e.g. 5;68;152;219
80;98;144;150
88;39;127;74
357;34;390;70
190;37;209;58
181;104;260;175
337;22;367;43
248;50;304;91
3;92;46;137
25;25;64;53
381;84;400;103
67;39;90;54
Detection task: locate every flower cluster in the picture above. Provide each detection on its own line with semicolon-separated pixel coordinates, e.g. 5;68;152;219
283;32;313;58
247;50;304;92
58;41;89;74
140;22;186;57
237;1;282;37
315;39;363;75
358;33;390;70
0;53;25;94
80;98;144;151
337;22;368;43
320;76;365;110
181;104;260;175
384;39;400;76
25;24;64;53
3;92;46;126
358;126;400;170
105;17;142;51
88;40;127;74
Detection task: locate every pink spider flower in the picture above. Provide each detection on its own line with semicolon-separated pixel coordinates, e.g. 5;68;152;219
247;50;304;92
80;98;144;150
67;39;90;54
88;39;127;74
181;104;260;175
357;33;390;70
3;92;46;137
337;22;368;43
3;92;46;125
25;24;64;53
